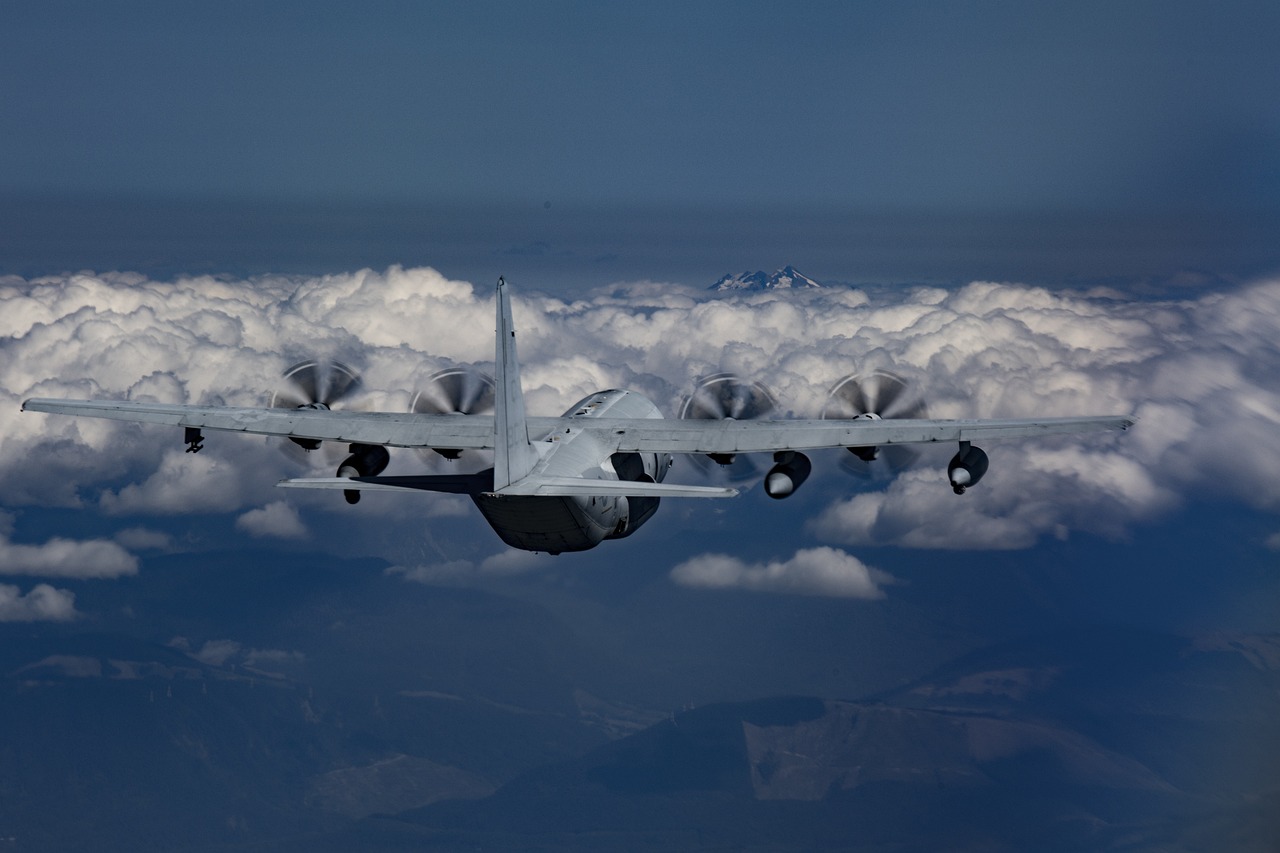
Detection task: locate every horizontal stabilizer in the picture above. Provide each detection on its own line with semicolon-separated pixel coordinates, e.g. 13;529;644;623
493;476;737;498
277;473;492;495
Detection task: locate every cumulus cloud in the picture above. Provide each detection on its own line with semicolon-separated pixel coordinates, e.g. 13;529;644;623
188;638;242;667
170;637;304;670
421;495;471;519
809;446;1179;550
670;546;892;598
235;501;307;539
99;449;267;515
477;548;546;575
387;548;548;585
0;583;79;622
4;266;1280;556
386;559;477;585
0;529;139;579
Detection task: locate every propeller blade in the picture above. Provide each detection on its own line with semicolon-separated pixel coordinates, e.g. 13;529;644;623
823;370;928;475
411;379;458;415
411;367;496;415
410;367;496;467
319;362;361;407
679;374;777;483
274;360;363;409
682;373;775;421
285;360;322;407
457;368;490;414
684;377;726;420
269;388;310;410
270;359;365;466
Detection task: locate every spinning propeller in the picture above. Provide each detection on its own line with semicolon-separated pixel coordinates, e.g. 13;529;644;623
410;367;495;417
410;366;495;462
821;370;928;475
679;372;777;481
269;358;389;502
269;359;364;459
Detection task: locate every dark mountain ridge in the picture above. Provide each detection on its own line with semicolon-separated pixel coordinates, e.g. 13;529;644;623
349;627;1280;852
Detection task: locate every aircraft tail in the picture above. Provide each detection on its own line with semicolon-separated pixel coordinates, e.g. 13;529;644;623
492;277;540;489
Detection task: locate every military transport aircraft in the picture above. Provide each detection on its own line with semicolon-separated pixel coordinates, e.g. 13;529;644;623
23;278;1133;554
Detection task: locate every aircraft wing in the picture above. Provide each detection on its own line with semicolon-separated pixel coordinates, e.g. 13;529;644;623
22;399;1132;456
278;474;738;498
581;415;1135;455
20;398;496;450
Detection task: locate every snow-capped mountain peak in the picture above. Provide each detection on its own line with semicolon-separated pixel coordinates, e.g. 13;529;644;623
709;265;823;291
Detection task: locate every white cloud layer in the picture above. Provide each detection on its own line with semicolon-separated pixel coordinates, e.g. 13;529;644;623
386;548;548;585
3;267;1280;556
0;520;139;579
670;546;892;598
169;636;305;670
0;583;79;622
236;501;307;539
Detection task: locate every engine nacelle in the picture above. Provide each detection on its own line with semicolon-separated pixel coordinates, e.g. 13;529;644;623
338;443;391;504
764;451;812;500
947;442;988;495
607;452;669;537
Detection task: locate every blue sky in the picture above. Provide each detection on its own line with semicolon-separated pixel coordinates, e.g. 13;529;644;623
2;3;1279;848
3;1;1278;212
4;1;1278;293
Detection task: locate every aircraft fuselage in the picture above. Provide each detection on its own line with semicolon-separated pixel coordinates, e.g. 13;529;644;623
472;388;672;553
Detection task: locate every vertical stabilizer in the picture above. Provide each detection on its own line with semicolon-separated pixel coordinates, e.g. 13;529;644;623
492;277;539;489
